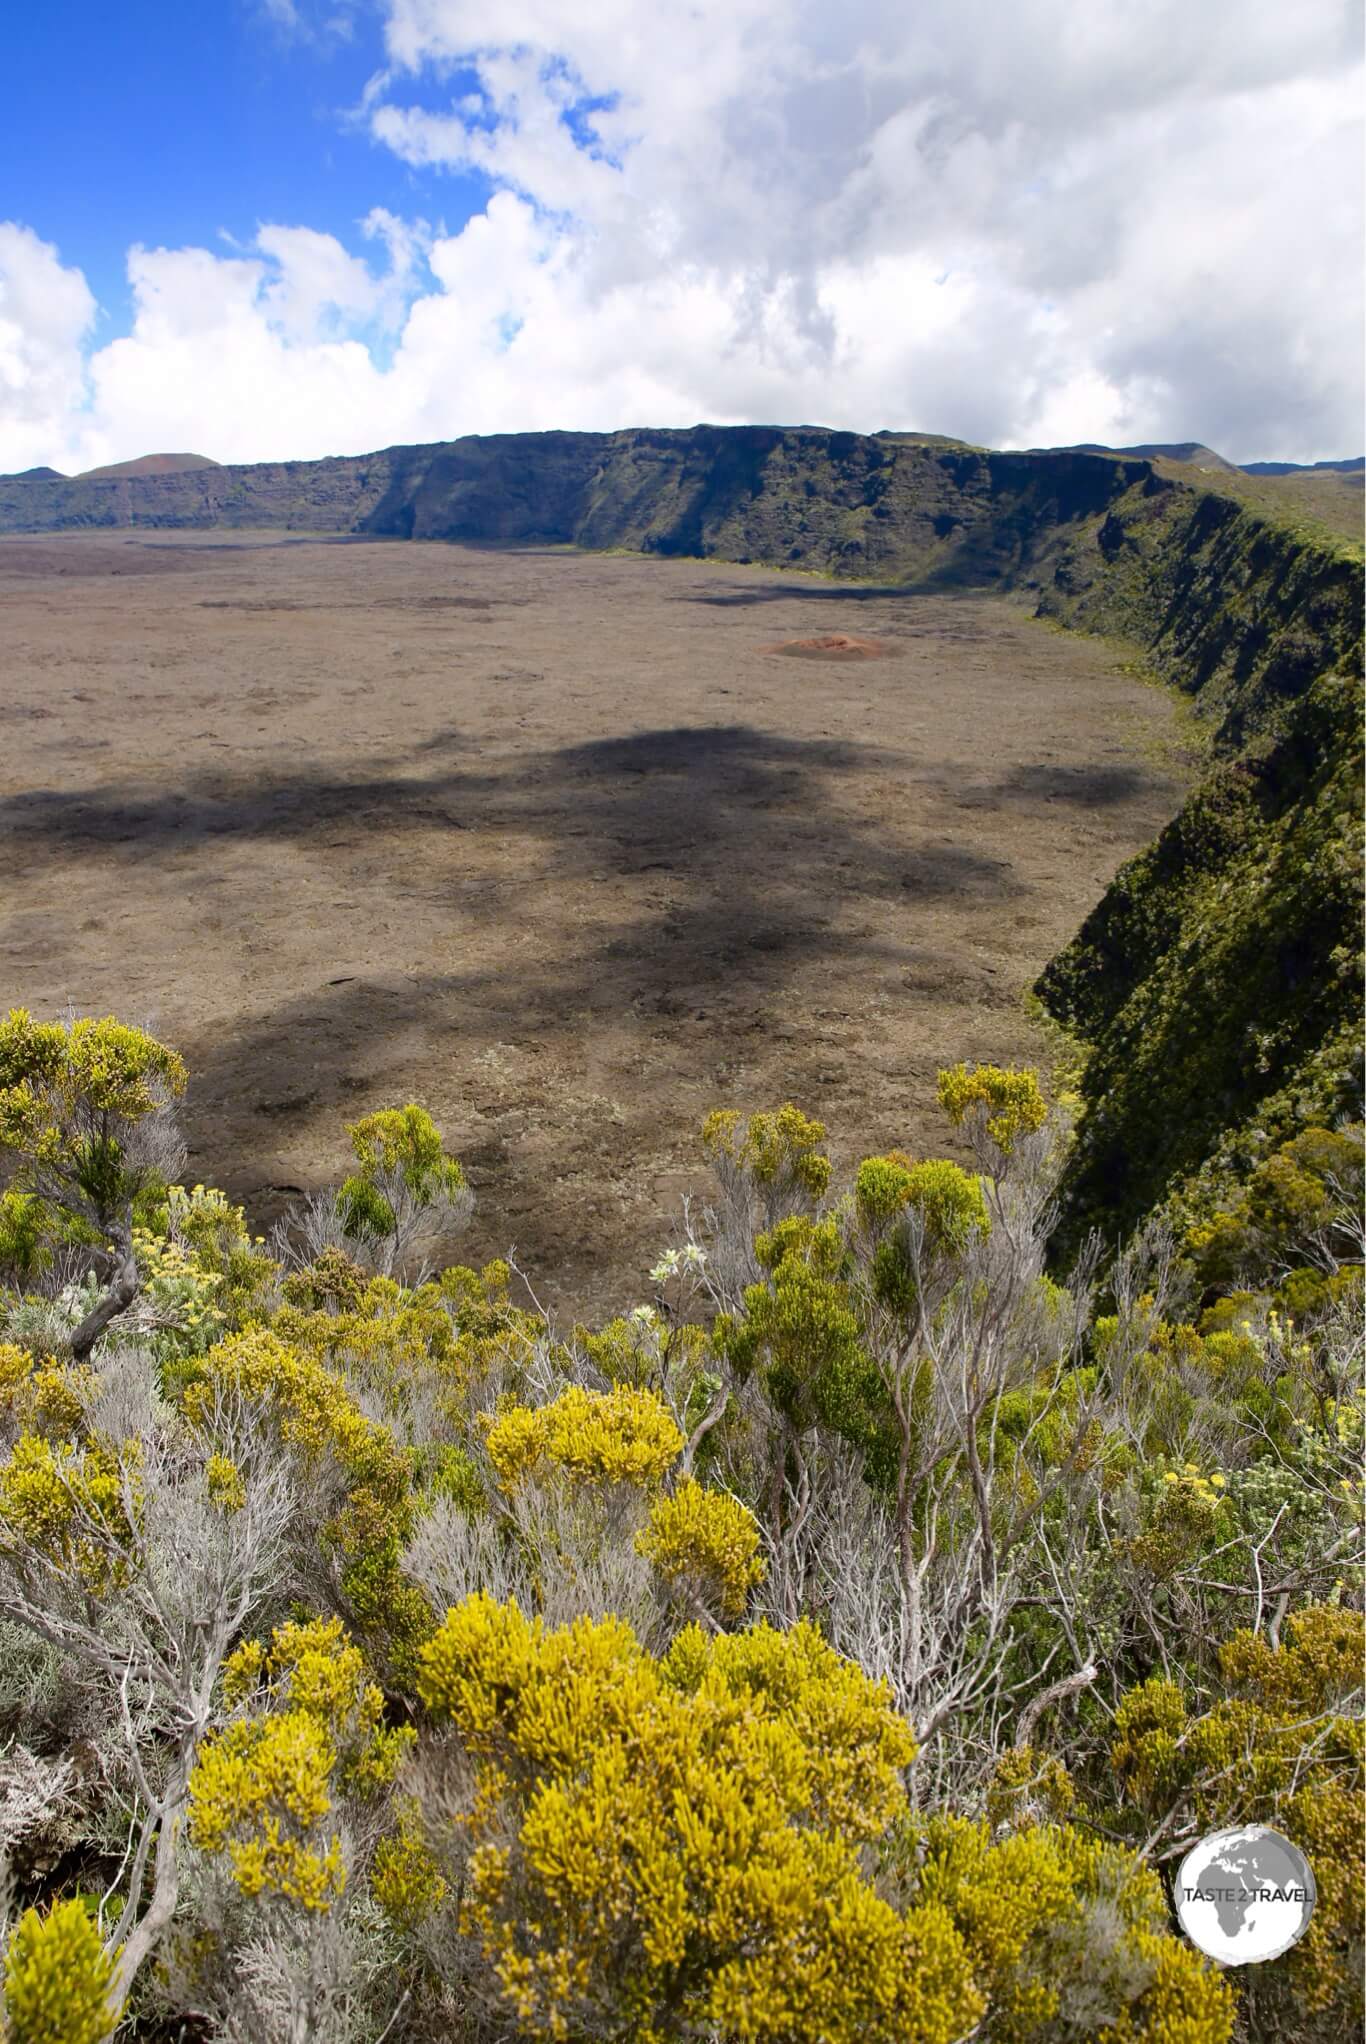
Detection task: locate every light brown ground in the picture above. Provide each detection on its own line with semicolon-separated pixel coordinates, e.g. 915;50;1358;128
0;531;1188;1321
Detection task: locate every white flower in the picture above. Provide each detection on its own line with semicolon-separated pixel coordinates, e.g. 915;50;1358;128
628;1304;658;1327
649;1252;681;1283
682;1243;708;1268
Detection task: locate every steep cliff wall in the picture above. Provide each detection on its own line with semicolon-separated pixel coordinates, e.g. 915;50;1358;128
397;427;1146;585
1038;474;1362;744
1039;671;1361;1248
0;425;1149;589
1036;484;1362;1248
0;441;444;535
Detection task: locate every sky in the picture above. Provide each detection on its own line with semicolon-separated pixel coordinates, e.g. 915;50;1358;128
1;0;1362;474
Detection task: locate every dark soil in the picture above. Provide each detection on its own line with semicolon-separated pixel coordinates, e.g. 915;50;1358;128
0;530;1186;1321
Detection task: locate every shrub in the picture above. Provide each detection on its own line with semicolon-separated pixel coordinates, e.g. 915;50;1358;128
414;1594;964;2042
937;1065;1048;1156
181;1328;431;1670
189;1615;413;1913
334;1103;471;1275
1109;1609;1364;2035
702;1103;833;1205
483;1383;684;1491
0;1011;186;1358
897;1814;1235;2044
636;1477;766;1618
2;1896;120;2044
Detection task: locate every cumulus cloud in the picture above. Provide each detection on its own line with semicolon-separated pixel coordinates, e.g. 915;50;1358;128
2;0;1361;471
0;224;97;472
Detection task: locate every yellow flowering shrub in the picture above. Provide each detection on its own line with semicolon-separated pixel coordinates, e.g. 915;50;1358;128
279;1244;371;1314
1110;1607;1364;2031
903;1815;1234;2044
188;1708;345;1911
182;1330;431;1667
182;1329;399;1491
220;1614;414;1794
716;1219;890;1463
371;1798;450;1931
162;1182;277;1327
0;1187;49;1282
483;1383;683;1490
0;1010;186;1155
2;1896;121;2044
275;1273;454;1380
851;1154;992;1320
0;1344;96;1443
1128;1463;1231;1578
192;1616;411;1914
702;1103;832;1204
937;1063;1048;1156
274;1258;540;1435
130;1226;228;1360
1216;1600;1363;1713
414;1594;965;2042
984;1745;1076;1832
852;1150;919;1225
437;1256;520;1331
0;1430;138;1593
636;1477;766;1618
578;1311;710;1390
204;1453;246;1514
329;1103;469;1257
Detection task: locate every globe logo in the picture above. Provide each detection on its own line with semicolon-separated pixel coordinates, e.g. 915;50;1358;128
1175;1826;1316;1966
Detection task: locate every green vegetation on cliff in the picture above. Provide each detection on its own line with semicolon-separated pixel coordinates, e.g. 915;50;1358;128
1040;669;1361;1251
1035;475;1362;1255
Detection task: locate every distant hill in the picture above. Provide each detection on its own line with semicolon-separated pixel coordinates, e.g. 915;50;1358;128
1240;456;1364;477
1044;440;1362;483
0;465;65;481
1044;440;1239;472
76;451;221;480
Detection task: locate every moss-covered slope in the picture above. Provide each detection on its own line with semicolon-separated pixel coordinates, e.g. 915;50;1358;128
401;427;1146;584
1039;473;1363;744
1038;667;1362;1248
1035;471;1362;1249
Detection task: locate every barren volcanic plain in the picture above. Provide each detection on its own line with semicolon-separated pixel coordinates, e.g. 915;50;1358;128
0;529;1187;1318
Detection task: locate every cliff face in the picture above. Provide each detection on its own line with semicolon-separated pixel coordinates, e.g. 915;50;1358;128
1036;480;1363;1248
1039;475;1363;744
0;442;443;535
1039;671;1362;1248
0;425;1152;589
2;421;1358;1246
397;428;1148;584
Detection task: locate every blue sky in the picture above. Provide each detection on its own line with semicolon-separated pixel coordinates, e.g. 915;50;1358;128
1;0;1360;471
2;2;492;329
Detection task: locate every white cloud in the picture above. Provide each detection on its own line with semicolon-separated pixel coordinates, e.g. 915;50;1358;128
0;224;96;472
1;0;1361;473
